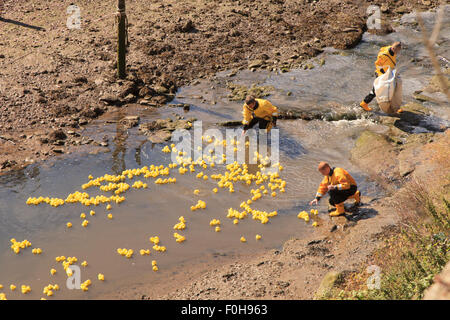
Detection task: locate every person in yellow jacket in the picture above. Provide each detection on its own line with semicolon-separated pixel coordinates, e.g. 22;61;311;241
360;41;402;112
309;162;360;217
242;95;279;132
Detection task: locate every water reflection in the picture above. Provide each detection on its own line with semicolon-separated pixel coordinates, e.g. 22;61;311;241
111;109;128;175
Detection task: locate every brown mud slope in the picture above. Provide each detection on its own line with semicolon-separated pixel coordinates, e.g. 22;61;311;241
0;0;440;173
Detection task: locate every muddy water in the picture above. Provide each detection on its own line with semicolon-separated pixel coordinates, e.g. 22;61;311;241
0;8;448;299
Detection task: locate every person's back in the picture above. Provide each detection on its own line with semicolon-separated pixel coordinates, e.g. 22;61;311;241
359;42;402;112
375;46;398;77
242;96;278;132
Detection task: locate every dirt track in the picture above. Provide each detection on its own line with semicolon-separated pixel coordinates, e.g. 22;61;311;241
0;0;440;173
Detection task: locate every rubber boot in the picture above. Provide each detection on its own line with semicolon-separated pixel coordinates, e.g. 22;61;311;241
329;202;345;217
353;190;361;205
348;190;361;205
360;101;372;111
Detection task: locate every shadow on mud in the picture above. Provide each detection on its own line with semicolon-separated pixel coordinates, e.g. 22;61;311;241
344;204;379;222
0;17;45;31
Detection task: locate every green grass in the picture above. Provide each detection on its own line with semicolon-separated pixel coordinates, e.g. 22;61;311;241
332;195;449;300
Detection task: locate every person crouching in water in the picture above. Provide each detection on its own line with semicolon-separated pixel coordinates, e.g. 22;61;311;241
309;162;361;217
242;95;278;133
359;41;403;113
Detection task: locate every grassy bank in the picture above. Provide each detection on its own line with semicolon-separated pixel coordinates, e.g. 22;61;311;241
329;134;450;300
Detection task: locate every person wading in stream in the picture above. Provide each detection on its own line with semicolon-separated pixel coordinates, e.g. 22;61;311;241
359;41;403;112
309;162;360;217
242;95;279;133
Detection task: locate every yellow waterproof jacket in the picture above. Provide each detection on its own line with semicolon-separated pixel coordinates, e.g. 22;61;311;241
242;99;278;125
375;46;397;77
315;167;357;199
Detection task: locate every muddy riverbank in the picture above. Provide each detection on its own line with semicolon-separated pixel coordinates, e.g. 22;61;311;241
0;0;442;174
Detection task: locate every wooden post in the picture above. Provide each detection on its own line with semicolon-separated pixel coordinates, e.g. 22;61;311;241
117;0;127;79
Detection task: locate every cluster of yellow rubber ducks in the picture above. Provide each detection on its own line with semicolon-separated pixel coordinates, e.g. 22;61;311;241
297;209;319;227
82;174;125;189
297;211;310;222
190;200;207;211
80;279;92;292
173;216;186;230
152;260;158;272
10;238;32;254
139;249;151;255
117;248;134;258
132;180;148;189
209;219;221;232
154;177;177;184
43;284;59;297
149;236;167;252
99;182;131;194
162;145;171;153
209;219;221;226
25;196;65;207
31;248;43;255
21;285;31;294
27;191;126;208
61;257;78;276
173;232;186;243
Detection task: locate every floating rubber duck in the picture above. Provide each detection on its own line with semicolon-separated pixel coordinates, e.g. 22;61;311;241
215;226;221;232
10;284;16;291
81;219;89;227
240;237;246;243
312;222;318;227
107;213;113;219
98;274;105;281
256;234;262;240
81;261;88;267
66;222;72;228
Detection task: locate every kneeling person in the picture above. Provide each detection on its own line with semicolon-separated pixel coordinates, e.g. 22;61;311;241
309;162;360;217
242;95;278;133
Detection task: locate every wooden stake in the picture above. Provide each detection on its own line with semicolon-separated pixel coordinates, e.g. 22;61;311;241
117;0;127;79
